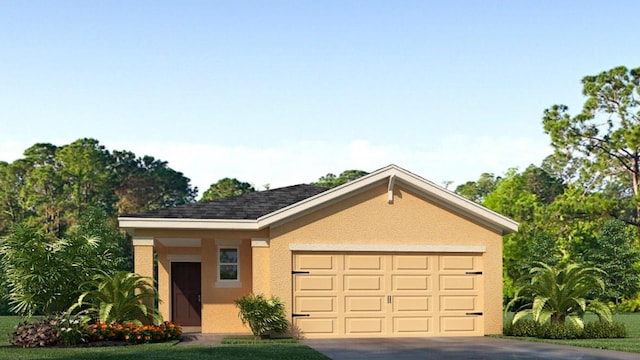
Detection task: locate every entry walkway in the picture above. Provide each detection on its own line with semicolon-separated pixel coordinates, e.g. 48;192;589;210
302;337;640;360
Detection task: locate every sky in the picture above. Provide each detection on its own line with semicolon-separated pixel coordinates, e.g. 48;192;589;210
1;1;639;195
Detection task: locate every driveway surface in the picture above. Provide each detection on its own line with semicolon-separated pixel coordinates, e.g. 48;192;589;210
302;337;640;360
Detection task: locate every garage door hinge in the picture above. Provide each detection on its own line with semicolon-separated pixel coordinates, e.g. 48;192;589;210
292;271;310;275
292;313;310;317
466;312;483;316
465;271;483;275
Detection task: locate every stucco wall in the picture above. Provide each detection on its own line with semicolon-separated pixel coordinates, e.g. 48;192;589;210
135;229;265;334
269;183;504;335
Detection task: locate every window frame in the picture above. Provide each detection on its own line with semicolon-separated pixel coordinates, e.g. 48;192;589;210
215;239;242;288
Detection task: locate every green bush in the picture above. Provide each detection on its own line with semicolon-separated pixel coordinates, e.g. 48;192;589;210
234;294;288;339
503;319;539;337
537;322;581;339
618;296;640;313
50;311;91;346
582;321;626;338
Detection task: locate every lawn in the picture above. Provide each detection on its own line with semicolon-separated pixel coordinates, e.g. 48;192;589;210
500;313;640;354
0;316;329;360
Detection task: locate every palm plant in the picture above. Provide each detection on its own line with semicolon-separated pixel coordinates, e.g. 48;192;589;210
71;271;161;325
507;262;612;329
235;294;288;339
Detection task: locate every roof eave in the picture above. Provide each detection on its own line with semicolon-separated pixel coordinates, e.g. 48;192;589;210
117;217;259;232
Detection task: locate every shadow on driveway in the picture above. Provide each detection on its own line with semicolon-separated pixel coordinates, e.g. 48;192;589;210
303;337;640;360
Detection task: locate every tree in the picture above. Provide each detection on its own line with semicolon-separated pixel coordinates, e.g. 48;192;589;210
543;66;640;226
55;138;116;225
312;169;368;188
577;219;640;309
455;173;499;203
200;178;255;201
19;143;65;235
113;151;197;214
508;262;612;328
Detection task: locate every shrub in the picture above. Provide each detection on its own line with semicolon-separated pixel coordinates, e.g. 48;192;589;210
618;296;640;313
234;294;288;338
72;271;161;325
508;262;611;329
12;318;60;348
50;311;91;346
503;319;539;337
537;322;582;339
582;321;627;339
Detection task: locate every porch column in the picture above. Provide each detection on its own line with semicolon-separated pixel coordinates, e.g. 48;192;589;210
251;238;271;296
132;236;155;319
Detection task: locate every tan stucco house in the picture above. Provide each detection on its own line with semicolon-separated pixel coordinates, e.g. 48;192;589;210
118;164;517;338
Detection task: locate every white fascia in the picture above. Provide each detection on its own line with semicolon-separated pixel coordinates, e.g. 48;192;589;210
118;217;259;231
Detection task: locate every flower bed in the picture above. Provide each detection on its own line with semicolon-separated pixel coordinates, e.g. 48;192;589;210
87;321;182;344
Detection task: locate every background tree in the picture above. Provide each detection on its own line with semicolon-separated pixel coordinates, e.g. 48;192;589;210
543;66;640;226
56;138;116;227
200;178;255;201
312;169;368;188
113;151;197;214
455;172;499;203
577;219;640;310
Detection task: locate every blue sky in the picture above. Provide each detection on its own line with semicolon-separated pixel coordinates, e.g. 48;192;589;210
1;1;639;194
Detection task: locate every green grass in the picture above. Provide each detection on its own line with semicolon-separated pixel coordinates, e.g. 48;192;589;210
222;336;298;344
0;316;329;360
499;313;640;353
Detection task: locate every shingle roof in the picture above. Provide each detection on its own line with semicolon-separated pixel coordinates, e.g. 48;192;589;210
122;184;329;220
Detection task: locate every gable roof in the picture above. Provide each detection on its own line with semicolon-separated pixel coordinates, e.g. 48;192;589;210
118;164;518;235
122;184;328;220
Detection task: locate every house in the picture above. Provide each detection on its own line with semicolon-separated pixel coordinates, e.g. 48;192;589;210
118;164;518;338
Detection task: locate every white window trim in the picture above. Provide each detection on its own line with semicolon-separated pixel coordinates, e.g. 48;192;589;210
215;239;242;288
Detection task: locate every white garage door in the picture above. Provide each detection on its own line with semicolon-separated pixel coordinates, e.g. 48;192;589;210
292;252;484;338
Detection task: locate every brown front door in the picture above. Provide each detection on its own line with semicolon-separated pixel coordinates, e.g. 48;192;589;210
171;262;201;326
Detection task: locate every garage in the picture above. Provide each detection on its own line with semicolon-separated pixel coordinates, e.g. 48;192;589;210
292;252;484;338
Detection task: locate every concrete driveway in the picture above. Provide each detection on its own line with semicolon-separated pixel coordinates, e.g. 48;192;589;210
302;337;640;360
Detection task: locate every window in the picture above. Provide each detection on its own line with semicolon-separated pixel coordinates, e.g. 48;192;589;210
219;248;238;280
215;239;242;288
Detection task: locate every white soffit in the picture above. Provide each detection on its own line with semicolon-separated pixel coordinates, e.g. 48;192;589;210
157;238;201;248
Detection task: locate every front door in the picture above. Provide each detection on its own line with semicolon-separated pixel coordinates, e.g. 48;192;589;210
171;262;201;326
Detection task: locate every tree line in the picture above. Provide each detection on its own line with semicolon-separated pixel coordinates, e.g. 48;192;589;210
1;65;639;313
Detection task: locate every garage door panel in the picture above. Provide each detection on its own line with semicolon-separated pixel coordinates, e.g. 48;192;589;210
296;317;337;334
440;296;477;311
393;296;431;312
440;256;475;271
392;275;430;291
441;316;479;333
345;296;384;312
440;275;476;291
344;275;383;291
296;254;335;271
393;317;432;333
296;276;335;291
393;255;430;270
346;317;385;334
345;255;383;270
296;297;335;313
